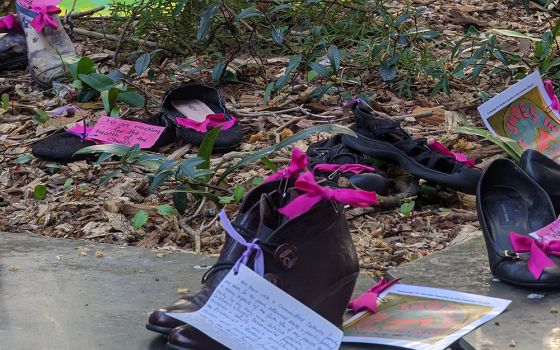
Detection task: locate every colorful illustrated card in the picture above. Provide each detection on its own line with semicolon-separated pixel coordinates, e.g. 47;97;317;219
478;71;560;161
343;284;510;350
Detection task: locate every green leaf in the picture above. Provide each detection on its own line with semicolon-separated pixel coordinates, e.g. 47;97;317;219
33;183;47;200
1;93;8;108
260;156;277;172
197;4;217;41
400;201;415;217
217;124;356;184
274;54;302;89
308;62;330;78
74;144;133;156
380;61;397;81
307;70;319;82
15;154;33;164
68;57;94;80
158;204;178;216
234;7;262;21
117;91;145;107
211;61;226;81
32;108;50;124
99;169;121;186
263;82;274;103
272;28;284;44
173;189;188;215
101;88;119;114
132;210;149;229
327;45;341;72
454;126;522;160
134;53;151;77
197;127;221;172
78;73;115;92
251;177;264;186
490;29;540;42
63;178;74;188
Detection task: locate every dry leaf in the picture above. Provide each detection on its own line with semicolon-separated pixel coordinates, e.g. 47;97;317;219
177;288;190;295
279;128;293;140
249;132;265;143
95;250;104;258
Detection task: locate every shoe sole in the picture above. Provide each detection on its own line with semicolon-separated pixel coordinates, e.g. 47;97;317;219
146;323;173;335
0;55;27;71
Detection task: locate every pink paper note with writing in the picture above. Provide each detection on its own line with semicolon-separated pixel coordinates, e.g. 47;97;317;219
529;217;560;243
90;116;165;148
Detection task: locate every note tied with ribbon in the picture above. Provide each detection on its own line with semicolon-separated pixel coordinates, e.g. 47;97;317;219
167;264;342;350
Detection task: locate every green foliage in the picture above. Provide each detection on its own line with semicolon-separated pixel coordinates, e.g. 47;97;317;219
32;108;50;124
400;200;415;217
33;183;47;200
15;154;33;164
132;210;149;229
67;53;155;115
454;126;523;160
114;0;443;98
0;93;9;116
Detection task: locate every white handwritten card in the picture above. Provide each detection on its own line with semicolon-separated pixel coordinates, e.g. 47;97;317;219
167;264;343;350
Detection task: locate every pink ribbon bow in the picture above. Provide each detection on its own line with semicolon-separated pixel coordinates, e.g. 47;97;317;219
348;277;400;313
264;148;308;183
219;209;264;276
30;5;61;32
544;80;560;114
278;172;378;219
509;232;560;279
427;140;476;168
0;13;18;31
313;163;376;175
176;113;237;133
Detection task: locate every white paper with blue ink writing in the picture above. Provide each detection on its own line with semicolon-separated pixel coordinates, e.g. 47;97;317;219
167;264;343;350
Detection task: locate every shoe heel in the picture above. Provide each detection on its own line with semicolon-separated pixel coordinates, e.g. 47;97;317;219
312;273;358;327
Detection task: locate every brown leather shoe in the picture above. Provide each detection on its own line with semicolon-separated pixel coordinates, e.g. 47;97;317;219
167;188;359;349
146;179;291;335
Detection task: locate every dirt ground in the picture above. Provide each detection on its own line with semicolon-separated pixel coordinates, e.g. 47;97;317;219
0;0;552;276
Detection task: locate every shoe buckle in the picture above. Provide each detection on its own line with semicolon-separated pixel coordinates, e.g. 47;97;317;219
327;168;342;180
504;250;520;259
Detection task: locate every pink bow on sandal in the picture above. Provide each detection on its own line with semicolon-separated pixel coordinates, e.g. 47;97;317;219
0;13;18;31
176;113;237;133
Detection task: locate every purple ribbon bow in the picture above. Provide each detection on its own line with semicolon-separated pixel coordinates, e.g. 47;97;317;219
0;13;18;31
219;209;264;276
30;4;60;32
347;277;400;313
313;163;376;175
264;148;308;183
509;232;560;279
176;113;237;133
278;172;378;219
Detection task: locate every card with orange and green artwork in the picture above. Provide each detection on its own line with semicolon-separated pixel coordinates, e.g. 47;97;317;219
342;284;510;350
478;71;560;161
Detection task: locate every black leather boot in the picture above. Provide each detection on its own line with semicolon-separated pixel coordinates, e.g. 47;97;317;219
146;179;292;335
167;185;360;349
519;149;560;216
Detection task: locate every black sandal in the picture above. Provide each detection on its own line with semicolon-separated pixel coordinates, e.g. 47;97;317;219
342;101;481;194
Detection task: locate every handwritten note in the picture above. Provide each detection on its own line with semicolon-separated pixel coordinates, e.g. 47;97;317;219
167;264;342;350
529;217;560;243
89;116;165;148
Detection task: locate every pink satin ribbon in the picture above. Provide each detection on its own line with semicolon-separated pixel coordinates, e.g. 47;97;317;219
0;13;18;31
348;277;400;313
278;172;378;219
29;4;60;32
544;80;560;114
219;209;264;276
313;163;376;175
509;232;560;279
176;113;237;133
427;140;476;168
264;148;308;183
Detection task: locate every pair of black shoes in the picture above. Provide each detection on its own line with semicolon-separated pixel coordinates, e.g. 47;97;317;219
32;83;242;163
307;101;481;195
478;150;560;288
